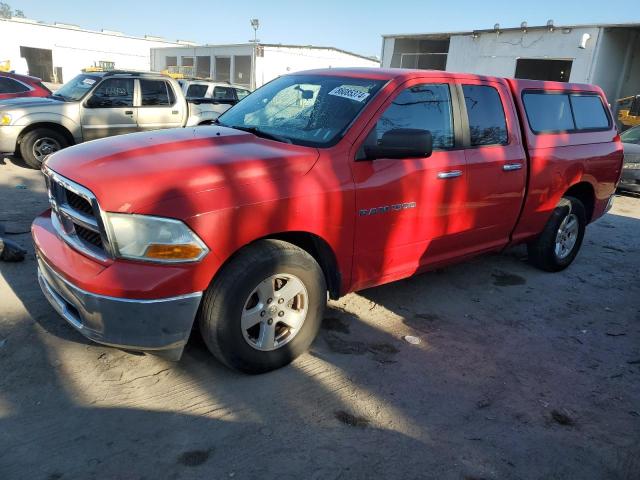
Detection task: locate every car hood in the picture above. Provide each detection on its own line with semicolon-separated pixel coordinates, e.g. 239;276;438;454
0;96;67;110
45;126;320;213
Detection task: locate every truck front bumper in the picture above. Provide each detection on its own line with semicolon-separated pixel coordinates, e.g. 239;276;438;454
37;254;202;360
0;125;21;154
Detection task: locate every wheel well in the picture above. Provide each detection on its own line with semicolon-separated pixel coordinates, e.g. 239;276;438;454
264;232;342;300
564;182;595;222
17;123;75;150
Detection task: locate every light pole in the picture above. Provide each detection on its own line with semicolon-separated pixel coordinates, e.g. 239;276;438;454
250;18;260;43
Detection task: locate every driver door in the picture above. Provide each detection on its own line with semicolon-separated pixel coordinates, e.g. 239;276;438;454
350;80;469;290
81;77;138;140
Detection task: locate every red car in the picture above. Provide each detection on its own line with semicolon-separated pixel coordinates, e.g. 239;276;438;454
0;71;51;100
32;68;623;373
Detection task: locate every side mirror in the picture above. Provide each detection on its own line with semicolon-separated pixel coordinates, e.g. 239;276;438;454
364;128;433;160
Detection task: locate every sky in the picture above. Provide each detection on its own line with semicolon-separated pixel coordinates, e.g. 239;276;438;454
11;0;640;58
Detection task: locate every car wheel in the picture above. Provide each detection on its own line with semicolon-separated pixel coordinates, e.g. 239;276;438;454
527;196;586;272
19;128;68;169
198;239;326;373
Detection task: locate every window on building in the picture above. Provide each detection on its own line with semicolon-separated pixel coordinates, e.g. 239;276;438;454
372;84;454;149
515;59;573;82
215;57;231;83
87;78;134;108
391;38;450;70
140;79;173;106
166;56;177;68
462;85;508;146
186;84;209;98
570;95;610;130
196;56;211;78
234;55;252;86
181;57;194;67
523;92;610;133
0;77;30;94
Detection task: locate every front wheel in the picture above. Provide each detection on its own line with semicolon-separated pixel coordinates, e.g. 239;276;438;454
198;239;326;373
19;128;68;169
527;196;586;272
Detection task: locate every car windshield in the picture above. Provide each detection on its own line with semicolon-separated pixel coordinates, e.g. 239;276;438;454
217;74;386;147
51;74;101;101
621;126;640;145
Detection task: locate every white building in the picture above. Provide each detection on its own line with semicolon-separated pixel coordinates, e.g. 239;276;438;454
151;43;380;90
381;22;640;102
0;16;189;83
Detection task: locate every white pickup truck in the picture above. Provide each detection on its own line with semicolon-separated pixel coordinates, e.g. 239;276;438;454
0;71;223;168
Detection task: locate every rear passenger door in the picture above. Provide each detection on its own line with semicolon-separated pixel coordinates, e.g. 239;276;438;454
211;86;237;115
136;79;184;131
458;80;527;252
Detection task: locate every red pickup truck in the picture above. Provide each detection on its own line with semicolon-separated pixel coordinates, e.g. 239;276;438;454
32;68;623;373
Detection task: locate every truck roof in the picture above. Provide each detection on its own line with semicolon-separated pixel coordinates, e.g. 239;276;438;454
295;67;604;94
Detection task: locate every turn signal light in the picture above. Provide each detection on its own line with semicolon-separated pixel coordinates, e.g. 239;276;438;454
144;244;205;260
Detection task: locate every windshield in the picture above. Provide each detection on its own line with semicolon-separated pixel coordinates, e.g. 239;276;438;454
621;126;640;145
217;74;386;147
51;74;101;101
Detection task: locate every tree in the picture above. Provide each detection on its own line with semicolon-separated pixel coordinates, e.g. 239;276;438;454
0;3;26;19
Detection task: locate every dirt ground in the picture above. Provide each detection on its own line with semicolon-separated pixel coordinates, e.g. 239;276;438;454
1;155;639;480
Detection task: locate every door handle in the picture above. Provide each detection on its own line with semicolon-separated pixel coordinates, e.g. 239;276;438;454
503;163;523;171
124;110;133;115
172;110;179;115
437;170;462;179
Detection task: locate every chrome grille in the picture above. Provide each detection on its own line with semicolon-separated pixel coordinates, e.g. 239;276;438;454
44;167;112;262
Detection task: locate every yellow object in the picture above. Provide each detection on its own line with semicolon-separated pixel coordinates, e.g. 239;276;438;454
0;60;11;72
161;69;186;79
616;95;640;129
144;244;204;260
1;114;12;126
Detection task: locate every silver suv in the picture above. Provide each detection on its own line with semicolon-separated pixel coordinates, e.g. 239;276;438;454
0;71;219;168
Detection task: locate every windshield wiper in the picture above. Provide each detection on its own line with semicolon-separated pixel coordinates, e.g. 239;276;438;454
226;125;292;144
49;94;68;102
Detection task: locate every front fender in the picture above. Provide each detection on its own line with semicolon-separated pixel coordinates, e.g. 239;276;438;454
16;112;82;143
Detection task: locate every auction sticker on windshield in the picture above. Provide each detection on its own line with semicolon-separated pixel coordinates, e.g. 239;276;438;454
328;86;370;102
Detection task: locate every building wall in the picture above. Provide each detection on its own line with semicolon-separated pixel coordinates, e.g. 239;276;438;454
0;18;182;83
254;46;379;88
618;31;640;99
150;45;255;86
445;27;601;82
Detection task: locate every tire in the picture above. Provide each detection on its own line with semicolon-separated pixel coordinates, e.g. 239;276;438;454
19;128;68;169
198;239;326;374
527;196;586;272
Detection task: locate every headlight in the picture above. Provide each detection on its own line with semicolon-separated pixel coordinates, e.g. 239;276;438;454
104;213;208;263
0;113;12;126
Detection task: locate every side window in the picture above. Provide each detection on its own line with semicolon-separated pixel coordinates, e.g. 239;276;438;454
186;84;208;98
87;78;134;108
570;95;609;130
213;86;235;101
523;91;611;133
235;89;250;100
372;84;454;149
522;93;574;133
140;79;172;106
462;85;508;146
0;77;30;94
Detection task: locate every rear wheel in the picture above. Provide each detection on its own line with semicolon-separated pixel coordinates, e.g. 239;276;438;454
198;239;326;373
527;196;586;272
19;128;68;169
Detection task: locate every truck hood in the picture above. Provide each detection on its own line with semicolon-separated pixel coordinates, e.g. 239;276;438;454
0;96;67;111
45;126;320;213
